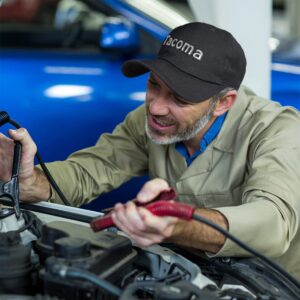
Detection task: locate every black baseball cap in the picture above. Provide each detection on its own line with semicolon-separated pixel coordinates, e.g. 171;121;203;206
122;22;247;103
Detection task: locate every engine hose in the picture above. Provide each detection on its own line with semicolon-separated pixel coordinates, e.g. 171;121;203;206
49;264;122;297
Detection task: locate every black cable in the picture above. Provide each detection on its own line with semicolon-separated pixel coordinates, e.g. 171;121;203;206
0;111;10;126
35;151;71;206
2;209;42;235
192;213;300;291
2;113;71;206
6;118;21;129
15;215;34;233
50;264;122;297
21;210;44;237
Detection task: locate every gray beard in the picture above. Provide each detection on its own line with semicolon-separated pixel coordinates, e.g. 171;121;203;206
145;104;215;145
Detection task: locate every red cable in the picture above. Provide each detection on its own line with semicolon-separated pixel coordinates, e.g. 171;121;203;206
90;200;196;232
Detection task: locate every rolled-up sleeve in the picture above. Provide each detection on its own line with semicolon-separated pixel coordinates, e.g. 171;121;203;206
213;123;300;257
215;190;298;257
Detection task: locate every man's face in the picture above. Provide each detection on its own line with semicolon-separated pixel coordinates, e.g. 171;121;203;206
145;73;215;144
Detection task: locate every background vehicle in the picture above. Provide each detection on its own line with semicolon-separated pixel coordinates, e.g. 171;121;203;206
0;0;299;210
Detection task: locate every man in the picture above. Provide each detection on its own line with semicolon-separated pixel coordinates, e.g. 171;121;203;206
1;22;300;280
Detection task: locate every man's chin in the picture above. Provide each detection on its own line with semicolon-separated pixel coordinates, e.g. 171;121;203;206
149;137;175;145
146;130;181;145
145;122;182;144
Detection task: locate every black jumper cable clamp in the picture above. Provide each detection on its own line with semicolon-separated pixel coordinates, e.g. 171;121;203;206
0;141;22;219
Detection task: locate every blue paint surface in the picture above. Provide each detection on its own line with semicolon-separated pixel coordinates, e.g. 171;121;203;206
1;0;299;211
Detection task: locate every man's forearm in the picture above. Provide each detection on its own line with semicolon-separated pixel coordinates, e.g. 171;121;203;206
20;167;51;202
167;208;228;253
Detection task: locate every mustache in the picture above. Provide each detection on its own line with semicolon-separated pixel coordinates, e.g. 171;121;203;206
146;105;176;126
151;116;176;126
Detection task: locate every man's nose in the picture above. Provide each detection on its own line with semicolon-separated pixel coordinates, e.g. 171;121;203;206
149;95;170;116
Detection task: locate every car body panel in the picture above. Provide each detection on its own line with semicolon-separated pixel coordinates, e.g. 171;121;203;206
271;61;300;107
0;0;299;211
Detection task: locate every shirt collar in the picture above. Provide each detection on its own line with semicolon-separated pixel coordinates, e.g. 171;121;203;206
176;113;227;166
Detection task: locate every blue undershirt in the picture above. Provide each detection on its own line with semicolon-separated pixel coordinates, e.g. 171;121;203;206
175;113;227;167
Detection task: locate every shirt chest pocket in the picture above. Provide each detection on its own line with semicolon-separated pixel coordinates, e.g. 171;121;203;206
201;192;234;208
175;184;243;208
176;192;234;208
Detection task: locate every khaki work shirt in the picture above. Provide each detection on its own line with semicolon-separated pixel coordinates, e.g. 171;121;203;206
46;86;300;280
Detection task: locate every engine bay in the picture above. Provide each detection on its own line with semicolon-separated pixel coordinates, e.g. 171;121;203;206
0;203;299;300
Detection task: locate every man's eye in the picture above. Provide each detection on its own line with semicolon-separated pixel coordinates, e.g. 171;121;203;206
148;79;158;86
174;97;188;106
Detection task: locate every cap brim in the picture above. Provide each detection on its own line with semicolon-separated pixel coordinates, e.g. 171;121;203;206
122;59;227;103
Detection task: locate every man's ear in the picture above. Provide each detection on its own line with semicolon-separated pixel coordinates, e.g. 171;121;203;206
213;90;238;117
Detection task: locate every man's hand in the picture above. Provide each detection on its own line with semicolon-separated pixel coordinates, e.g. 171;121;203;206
0;128;50;201
0;128;35;182
111;178;178;247
111;178;228;252
0;131;15;183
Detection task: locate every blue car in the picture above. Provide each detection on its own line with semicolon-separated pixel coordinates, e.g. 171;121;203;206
0;0;299;210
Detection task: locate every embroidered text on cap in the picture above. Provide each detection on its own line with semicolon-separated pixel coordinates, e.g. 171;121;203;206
163;34;204;61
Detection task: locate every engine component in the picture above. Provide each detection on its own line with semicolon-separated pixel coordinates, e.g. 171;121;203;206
0;203;299;300
36;222;137;299
119;280;210;300
0;231;34;295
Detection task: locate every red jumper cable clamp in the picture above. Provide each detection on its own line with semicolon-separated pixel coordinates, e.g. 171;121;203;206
90;188;196;232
